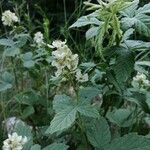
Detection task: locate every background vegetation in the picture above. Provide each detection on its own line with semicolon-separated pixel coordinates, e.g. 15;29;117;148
0;0;150;150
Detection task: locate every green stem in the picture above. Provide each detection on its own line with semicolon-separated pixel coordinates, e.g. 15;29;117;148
45;68;49;114
63;0;67;24
11;58;19;91
76;89;90;150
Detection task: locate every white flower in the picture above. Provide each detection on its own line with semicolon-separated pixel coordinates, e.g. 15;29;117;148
2;10;19;26
34;32;44;46
51;40;79;77
50;40;67;49
143;79;150;86
132;72;150;90
75;69;88;83
133;72;146;82
2;132;27;150
67;54;79;70
52;46;72;60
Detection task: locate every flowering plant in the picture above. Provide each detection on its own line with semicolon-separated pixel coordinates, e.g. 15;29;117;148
0;0;150;150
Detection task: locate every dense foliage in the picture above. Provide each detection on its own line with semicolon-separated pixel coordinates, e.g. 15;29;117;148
0;0;150;150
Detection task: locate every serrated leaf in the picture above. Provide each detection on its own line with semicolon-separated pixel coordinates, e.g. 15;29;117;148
79;87;100;101
78;107;99;119
136;61;150;67
137;3;150;14
135;14;150;37
14;121;32;138
86;26;99;40
123;40;150;50
43;143;69;150
30;144;41;150
14;34;30;48
121;1;150;37
121;0;139;17
87;117;111;149
0;38;14;46
15;90;41;106
14;122;33;150
70;16;101;28
105;133;150;150
4;46;20;57
127;92;150;113
53;94;73;113
77;102;99;118
122;28;134;41
113;49;134;82
23;141;33;150
46;107;77;134
106;108;134;127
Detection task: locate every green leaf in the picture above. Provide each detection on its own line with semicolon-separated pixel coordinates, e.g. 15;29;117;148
2;71;14;83
4;46;20;57
121;0;139;17
14;121;32;138
22;106;35;119
86;26;99;40
136;61;150;67
79;87;100;101
14;122;33;150
22;52;33;60
22;52;35;68
124;40;150;50
53;94;73;113
30;145;41;150
0;38;14;46
106;108;134;127
23;61;35;68
43;143;69;150
23;141;33;150
87;117;111;149
121;1;150;37
127;92;150;113
105;133;150;150
14;34;30;48
0;82;12;92
15;90;41;105
135;14;150;37
46;107;77;134
137;3;150;14
0;72;14;92
113;48;134;82
77;101;99;118
107;70;123;93
70;16;101;28
122;28;134;41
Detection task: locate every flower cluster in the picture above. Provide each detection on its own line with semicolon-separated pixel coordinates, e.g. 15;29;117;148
50;40;89;83
132;72;150;90
33;32;44;46
3;132;27;150
2;10;19;26
51;40;79;77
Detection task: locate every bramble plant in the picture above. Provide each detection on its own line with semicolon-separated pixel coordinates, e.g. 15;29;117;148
0;0;150;150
